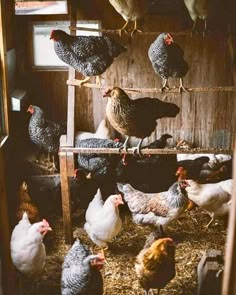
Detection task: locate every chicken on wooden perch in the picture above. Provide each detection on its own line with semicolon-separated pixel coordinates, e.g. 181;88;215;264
109;0;148;36
184;0;209;36
61;239;104;295
27;105;66;172
84;188;123;258
10;212;52;277
104;87;180;155
148;33;189;93
50;30;126;86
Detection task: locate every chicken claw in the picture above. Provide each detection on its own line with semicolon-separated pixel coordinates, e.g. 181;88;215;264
178;78;188;93
118;21;129;36
160;78;170;93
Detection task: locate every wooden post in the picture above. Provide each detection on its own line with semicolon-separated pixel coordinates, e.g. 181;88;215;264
59;135;72;244
222;141;236;294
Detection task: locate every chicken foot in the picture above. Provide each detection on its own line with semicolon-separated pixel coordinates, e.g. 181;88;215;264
118;21;129;36
191;19;207;38
101;247;110;266
130;20;143;37
160;78;170;92
76;76;91;87
178;78;188;93
120;136;130;153
132;138;143;156
205;216;214;228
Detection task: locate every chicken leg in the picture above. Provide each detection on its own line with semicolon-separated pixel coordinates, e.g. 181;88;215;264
132;138;143;156
77;76;91;87
130;20;143;37
178;78;188;93
121;136;130;153
205;216;214;228
160;78;170;92
101;247;110;266
118;21;129;36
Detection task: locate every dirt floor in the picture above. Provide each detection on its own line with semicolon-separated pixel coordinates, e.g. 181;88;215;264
19;204;227;295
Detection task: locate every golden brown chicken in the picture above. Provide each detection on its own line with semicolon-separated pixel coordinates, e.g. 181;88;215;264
16;181;40;224
104;87;179;154
109;0;148;35
135;237;176;295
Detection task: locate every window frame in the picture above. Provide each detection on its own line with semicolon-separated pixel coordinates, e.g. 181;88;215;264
29;20;101;71
0;0;10;147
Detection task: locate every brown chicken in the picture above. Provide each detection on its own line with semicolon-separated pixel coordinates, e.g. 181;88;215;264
16;181;40;224
135;237;176;295
104;87;180;154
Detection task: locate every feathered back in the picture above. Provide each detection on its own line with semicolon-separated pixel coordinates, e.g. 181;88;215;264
61;239;103;295
148;32;189;79
50;30;126;76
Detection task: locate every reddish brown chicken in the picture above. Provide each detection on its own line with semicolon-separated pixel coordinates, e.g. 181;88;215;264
16;181;40;224
135;237;176;295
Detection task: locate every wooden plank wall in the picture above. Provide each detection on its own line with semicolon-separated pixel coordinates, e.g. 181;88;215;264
15;0;236;149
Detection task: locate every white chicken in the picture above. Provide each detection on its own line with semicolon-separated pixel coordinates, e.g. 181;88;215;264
84;188;124;255
183;0;208;36
186;179;232;227
109;0;147;35
75;119;113;142
10;212;52;276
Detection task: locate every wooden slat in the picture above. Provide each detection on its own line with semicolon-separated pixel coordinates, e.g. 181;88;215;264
66;0;77;147
222;142;236;294
67;80;236;93
59;135;72;244
59;147;232;155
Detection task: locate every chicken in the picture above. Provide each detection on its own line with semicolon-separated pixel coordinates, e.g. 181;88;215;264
148;33;189;92
185;179;233;227
61;239;104;295
116;153;177;193
142;134;173;149
117;181;189;229
27;105;66;171
175;156;210;181
16;181;40;224
104;87;180;154
184;0;208;36
75;138;123;182
205;160;232;183
75;119;114;141
10;212;52;276
135;237;176;295
177;153;231;168
84;188;123;255
109;0;148;35
50;30;126;86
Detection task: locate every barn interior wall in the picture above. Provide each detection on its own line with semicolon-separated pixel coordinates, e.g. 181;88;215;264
14;0;236;150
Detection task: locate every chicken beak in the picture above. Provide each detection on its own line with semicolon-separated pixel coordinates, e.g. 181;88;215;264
47;227;52;231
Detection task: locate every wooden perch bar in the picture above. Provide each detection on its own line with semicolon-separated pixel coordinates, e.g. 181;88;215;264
69;26;226;37
67;80;236;93
59;147;232;155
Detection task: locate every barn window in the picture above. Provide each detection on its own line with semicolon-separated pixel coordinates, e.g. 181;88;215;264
30;21;101;70
15;0;68;15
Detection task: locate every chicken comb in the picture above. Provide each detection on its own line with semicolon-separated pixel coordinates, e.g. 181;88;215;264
42;219;50;227
176;166;185;175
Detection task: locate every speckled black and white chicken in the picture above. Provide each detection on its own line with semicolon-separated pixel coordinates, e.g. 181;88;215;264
148;33;189;92
61;239;104;295
50;30;126;85
117;181;189;229
109;0;148;35
184;0;208;36
75;138;123;181
27;105;66;170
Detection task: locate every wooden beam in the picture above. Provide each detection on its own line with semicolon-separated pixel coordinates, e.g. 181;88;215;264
66;0;77;147
67;80;236;93
59;147;233;155
59;135;72;244
222;141;236;294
